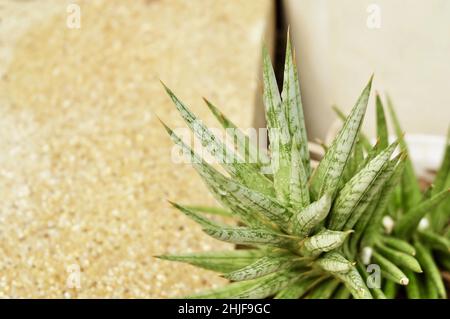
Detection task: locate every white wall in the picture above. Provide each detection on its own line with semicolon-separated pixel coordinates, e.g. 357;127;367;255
284;0;450;140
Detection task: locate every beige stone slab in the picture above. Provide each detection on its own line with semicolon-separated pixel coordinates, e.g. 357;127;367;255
0;0;274;298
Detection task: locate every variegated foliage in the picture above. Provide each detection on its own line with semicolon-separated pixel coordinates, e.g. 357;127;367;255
353;97;450;299
333;94;450;299
158;34;450;299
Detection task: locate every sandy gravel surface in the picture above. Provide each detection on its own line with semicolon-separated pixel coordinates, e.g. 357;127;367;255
0;0;273;297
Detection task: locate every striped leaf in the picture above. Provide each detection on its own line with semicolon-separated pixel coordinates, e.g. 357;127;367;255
204;98;270;168
350;199;380;255
311;76;373;200
364;154;406;245
300;229;353;257
164;123;293;230
224;255;298;281
201;174;292;229
157;250;267;273
289;139;310;210
328;141;397;230
290;193;331;237
274;275;324;299
162;82;274;196
339;139;365;188
281;32;311;177
316;252;354;273
334;266;373;299
189;270;298;299
331;105;372;152
172;202;295;248
262;47;292;204
162;123;272;228
344;155;396;231
182;205;234;218
351;157;402;250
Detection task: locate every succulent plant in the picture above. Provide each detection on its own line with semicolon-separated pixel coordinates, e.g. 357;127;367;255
157;34;450;299
332;94;450;299
361;98;450;299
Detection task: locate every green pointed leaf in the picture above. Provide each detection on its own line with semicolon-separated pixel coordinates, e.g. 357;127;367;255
290;194;331;237
431;129;450;232
423;272;439;299
189;270;298;299
356;262;386;299
305;278;340;299
404;269;421;299
350;199;379;254
372;251;409;285
172;203;295;248
274;275;324;299
162;82;274;196
157;250;267;273
351;156;402;250
332;284;351;299
334;266;373;299
415;240;447;298
375;94;389;150
281;33;311;177
273;147;292;205
339;139;366;188
203;226;294;248
204;98;270;168
317;252;354;274
162;124;271;228
165;123;293;230
344;153;397;231
300;229;353;257
328;141;397;230
375;243;422;273
262;47;292;204
364;154;406;245
182;205;234;218
311;76;373;200
396;189;450;238
331;105;372;152
381;237;416;256
418;230;450;253
386;95;422;210
289;139;310;210
433;127;450;194
201;173;292;230
382;280;398;299
224;255;297;281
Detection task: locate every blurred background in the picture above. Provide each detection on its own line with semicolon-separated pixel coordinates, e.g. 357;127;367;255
0;0;448;298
